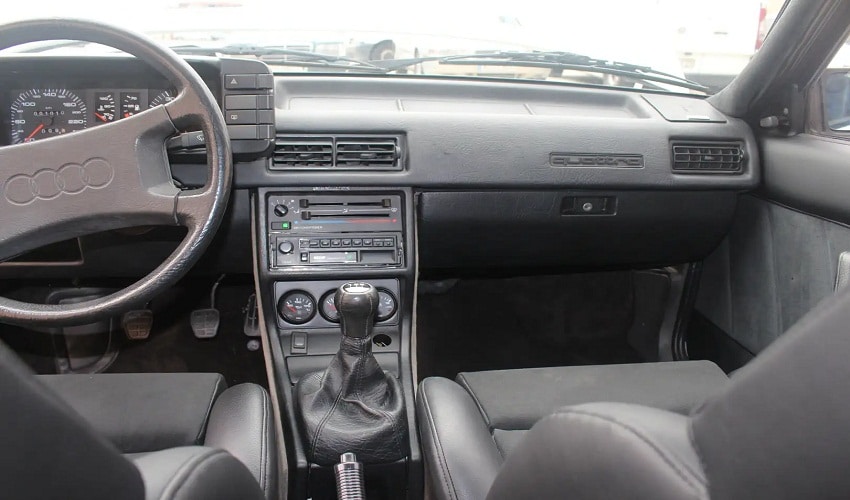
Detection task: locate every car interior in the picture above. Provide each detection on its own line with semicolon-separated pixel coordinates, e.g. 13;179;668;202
3;0;850;498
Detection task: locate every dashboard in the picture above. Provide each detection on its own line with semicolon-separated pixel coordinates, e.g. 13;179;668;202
0;53;759;278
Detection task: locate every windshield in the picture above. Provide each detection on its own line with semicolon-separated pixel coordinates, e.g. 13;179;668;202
3;0;785;95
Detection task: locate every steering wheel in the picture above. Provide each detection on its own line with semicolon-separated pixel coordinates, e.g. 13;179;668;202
0;19;232;326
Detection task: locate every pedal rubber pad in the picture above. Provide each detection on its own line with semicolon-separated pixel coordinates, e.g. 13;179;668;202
122;310;154;340
190;309;220;339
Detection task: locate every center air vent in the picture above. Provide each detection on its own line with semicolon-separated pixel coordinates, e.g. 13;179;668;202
672;142;745;173
273;138;333;168
272;135;403;171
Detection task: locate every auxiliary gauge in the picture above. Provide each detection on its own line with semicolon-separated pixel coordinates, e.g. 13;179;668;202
277;290;316;325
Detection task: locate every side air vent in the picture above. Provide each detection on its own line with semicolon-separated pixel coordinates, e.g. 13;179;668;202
273;138;333;168
336;138;399;168
272;134;404;170
672;142;745;173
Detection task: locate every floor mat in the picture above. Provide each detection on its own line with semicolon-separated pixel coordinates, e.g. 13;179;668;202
106;281;267;388
416;273;643;381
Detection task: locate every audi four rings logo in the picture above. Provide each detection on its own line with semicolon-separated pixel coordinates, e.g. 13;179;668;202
3;158;114;205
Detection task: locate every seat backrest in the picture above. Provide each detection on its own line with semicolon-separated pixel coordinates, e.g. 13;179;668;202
691;284;850;499
0;341;144;500
486;284;850;500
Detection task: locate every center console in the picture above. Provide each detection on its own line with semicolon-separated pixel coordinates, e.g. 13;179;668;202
253;187;420;500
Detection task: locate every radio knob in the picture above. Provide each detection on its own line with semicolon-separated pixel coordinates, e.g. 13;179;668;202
273;204;289;217
278;241;295;254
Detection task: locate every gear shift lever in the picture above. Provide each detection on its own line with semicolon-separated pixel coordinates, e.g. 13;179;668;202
336;282;379;339
295;282;408;466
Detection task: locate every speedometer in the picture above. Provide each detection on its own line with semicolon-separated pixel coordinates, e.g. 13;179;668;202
10;89;88;144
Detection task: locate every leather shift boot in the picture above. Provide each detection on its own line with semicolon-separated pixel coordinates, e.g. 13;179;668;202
295;335;408;465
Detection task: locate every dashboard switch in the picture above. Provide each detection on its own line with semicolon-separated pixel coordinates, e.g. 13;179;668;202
256;74;274;89
257;110;274;124
291;331;307;352
225;94;260;109
225;74;257;89
226;110;257;124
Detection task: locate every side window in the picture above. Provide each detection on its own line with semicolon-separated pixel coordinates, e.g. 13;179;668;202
821;36;850;132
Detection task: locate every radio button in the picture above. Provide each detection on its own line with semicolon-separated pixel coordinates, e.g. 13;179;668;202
309;239;320;247
363;239;373;246
342;239;352;246
331;239;341;247
300;253;309;262
320;239;330;247
352;239;363;246
278;241;294;254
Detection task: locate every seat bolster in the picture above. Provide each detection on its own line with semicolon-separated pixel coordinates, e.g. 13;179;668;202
203;383;277;500
486;402;708;500
132;446;264;500
417;377;503;500
38;373;226;453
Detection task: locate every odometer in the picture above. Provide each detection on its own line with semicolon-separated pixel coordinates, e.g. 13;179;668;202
10;89;88;144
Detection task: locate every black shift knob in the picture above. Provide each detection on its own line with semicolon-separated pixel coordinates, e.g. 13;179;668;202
335;282;379;339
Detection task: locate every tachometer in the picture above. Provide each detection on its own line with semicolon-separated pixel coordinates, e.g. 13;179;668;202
10;89;88;143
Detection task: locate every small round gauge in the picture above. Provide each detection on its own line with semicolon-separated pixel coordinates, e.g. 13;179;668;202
93;92;116;123
376;289;397;322
10;88;88;143
120;92;143;118
320;291;340;323
149;89;176;107
277;290;316;325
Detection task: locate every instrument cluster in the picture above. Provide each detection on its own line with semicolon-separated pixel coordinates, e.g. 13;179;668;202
9;87;175;144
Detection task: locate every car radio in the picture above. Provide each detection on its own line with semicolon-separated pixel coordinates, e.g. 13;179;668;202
267;193;404;269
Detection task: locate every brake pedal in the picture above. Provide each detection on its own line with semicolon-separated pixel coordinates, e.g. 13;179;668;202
122;309;153;340
191;274;225;339
190;309;220;339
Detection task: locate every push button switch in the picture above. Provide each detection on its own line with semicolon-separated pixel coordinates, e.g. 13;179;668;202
225;110;257;124
225;74;257;89
291;331;307;353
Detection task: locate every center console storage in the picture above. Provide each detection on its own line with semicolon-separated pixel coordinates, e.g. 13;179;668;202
253;187;421;500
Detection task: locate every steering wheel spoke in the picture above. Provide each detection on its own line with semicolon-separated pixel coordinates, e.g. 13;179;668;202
0;105;182;261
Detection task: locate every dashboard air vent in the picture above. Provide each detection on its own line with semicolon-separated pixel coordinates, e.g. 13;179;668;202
272;135;404;170
335;138;399;168
273;138;333;168
672;142;745;173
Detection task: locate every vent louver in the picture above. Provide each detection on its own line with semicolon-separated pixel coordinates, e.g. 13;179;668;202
336;139;399;168
272;135;403;170
672;142;745;173
273;138;333;168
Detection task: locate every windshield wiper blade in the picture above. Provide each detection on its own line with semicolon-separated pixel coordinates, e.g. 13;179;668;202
376;51;708;92
170;44;387;73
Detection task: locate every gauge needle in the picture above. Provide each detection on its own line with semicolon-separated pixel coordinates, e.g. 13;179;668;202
25;123;44;141
287;305;298;313
95;112;108;122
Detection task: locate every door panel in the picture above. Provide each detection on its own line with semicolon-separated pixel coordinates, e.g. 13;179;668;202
695;134;850;359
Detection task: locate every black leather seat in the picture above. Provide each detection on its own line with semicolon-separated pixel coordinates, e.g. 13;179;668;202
418;286;850;499
418;361;728;500
0;345;277;500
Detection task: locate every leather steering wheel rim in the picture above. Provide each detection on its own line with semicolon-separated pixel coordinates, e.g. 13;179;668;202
0;18;232;327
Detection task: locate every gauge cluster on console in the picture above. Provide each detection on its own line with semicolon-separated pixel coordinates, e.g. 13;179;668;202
9;87;175;143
